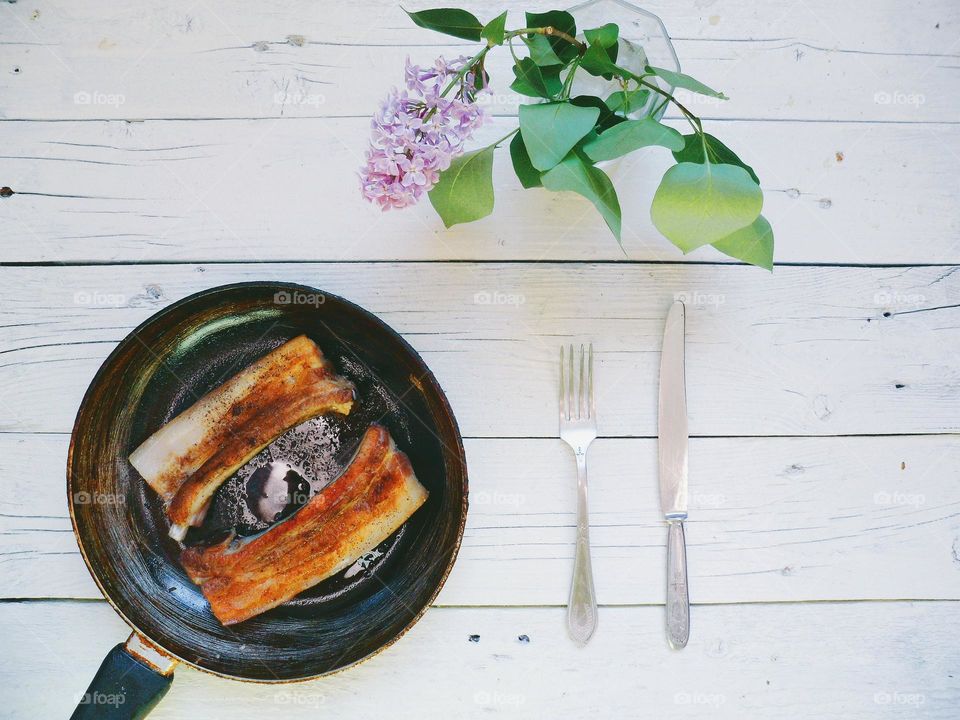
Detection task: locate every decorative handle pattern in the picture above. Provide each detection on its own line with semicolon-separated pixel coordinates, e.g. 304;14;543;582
567;453;598;645
666;520;689;649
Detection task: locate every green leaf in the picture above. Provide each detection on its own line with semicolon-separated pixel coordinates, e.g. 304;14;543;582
711;214;774;270
509;132;542;188
605;88;650;116
570;95;624;132
673;133;760;184
510;57;562;98
525;9;576;31
579;43;618;79
541;153;622;240
584;23;619;61
575;129;600;152
405;8;484;41
525;10;578;62
584;23;618;49
428;146;495;227
650;162;763;251
583;118;685;162
519;102;600;172
523;34;563;66
481;10;508;45
646;65;727;99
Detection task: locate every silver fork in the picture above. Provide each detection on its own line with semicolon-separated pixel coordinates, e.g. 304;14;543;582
559;343;598;645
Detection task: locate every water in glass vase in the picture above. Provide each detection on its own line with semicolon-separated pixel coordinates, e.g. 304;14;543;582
566;0;680;120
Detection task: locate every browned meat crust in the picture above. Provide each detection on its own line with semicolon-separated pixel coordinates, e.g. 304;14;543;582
128;335;354;537
181;425;428;625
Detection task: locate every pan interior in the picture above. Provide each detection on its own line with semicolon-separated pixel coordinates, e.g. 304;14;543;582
69;284;467;681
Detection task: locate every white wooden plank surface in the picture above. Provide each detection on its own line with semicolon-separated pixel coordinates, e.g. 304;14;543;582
4;432;959;604
2;118;958;264
3;1;959;716
1;263;958;437
1;1;957;121
3;600;956;719
2;0;953;50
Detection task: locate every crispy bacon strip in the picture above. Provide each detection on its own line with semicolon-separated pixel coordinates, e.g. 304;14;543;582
181;425;429;626
128;335;354;539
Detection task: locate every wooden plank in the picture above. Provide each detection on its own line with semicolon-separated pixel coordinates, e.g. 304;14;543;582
1;263;958;436
1;1;957;121
2;118;958;264
4;433;959;603
4;0;954;49
3;599;956;719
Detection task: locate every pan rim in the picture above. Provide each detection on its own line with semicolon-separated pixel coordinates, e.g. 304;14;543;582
67;280;469;683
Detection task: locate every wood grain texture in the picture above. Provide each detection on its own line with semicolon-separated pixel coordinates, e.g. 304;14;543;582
2;0;954;49
5;432;960;603
3;0;959;713
1;1;957;121
3;599;957;719
2;118;958;264
1;263;958;437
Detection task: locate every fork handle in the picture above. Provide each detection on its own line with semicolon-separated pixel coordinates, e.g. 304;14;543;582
567;452;598;645
665;520;690;649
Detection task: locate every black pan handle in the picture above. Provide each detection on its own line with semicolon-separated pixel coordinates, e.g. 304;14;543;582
70;635;176;719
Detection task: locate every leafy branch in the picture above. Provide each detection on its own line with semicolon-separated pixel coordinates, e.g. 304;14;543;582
402;7;774;269
505;26;586;53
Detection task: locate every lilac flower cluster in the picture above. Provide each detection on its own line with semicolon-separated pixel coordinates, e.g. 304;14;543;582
360;55;487;210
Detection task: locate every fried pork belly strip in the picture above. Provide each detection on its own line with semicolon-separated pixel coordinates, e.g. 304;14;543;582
128;335;354;538
181;425;429;625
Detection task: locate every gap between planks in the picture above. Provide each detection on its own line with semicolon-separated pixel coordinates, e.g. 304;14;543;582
2;259;960;269
2;116;959;124
3;597;958;607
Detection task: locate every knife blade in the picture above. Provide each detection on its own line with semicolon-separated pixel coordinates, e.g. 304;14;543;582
659;301;688;518
658;300;689;649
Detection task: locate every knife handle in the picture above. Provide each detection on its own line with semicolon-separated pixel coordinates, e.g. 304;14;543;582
665;520;689;649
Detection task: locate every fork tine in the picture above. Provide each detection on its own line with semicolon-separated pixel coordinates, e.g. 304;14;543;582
568;344;574;421
559;345;566;421
588;343;595;419
578;344;585;420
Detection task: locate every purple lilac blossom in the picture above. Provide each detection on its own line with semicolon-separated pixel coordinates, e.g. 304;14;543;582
360;55;487;210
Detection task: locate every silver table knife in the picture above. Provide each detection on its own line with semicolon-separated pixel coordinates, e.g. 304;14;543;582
658;300;689;649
